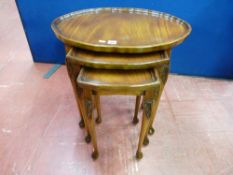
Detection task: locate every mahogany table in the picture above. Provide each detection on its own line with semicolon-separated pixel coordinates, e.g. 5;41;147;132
51;8;191;159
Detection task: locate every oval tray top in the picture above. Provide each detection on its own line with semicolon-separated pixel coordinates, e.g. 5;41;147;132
52;8;191;53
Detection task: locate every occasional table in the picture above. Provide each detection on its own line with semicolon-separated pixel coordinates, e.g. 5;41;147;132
51;8;191;159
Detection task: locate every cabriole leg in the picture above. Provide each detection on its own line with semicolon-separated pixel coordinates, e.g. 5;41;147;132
133;95;141;124
77;87;91;144
81;90;99;160
65;55;85;129
136;88;160;159
94;94;102;124
148;64;169;136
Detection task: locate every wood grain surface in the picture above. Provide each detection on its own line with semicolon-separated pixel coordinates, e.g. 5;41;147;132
52;8;191;53
77;67;160;95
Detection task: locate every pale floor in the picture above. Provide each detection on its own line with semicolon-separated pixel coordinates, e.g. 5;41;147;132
1;0;233;175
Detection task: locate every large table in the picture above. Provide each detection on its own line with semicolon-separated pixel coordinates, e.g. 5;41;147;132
51;8;191;159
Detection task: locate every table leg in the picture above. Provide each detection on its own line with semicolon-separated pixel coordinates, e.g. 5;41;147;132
65;55;85;128
136;87;160;159
142;86;161;148
147;64;169;136
75;87;92;144
81;89;99;160
133;95;141;124
94;93;102;124
147;50;171;136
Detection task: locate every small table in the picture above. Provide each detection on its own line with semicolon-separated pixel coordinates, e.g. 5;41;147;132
51;8;191;159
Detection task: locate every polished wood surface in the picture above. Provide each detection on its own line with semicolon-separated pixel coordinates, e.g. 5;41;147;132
67;48;169;69
51;7;191;160
77;67;159;95
52;8;191;53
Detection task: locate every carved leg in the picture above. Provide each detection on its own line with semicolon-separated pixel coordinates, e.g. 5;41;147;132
77;87;91;144
143;85;161;146
94;94;102;124
148;65;169;136
81;90;99;160
143;87;161;148
133;95;141;124
136;88;160;159
65;56;85;129
65;46;85;129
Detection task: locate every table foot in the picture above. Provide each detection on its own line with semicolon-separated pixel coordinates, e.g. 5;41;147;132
91;151;99;160
79;119;85;128
148;127;155;135
132;117;139;125
85;134;91;143
143;136;149;146
136;151;143;160
95;117;102;124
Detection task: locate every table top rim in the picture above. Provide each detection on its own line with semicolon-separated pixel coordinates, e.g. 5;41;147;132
66;47;170;69
51;7;192;53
